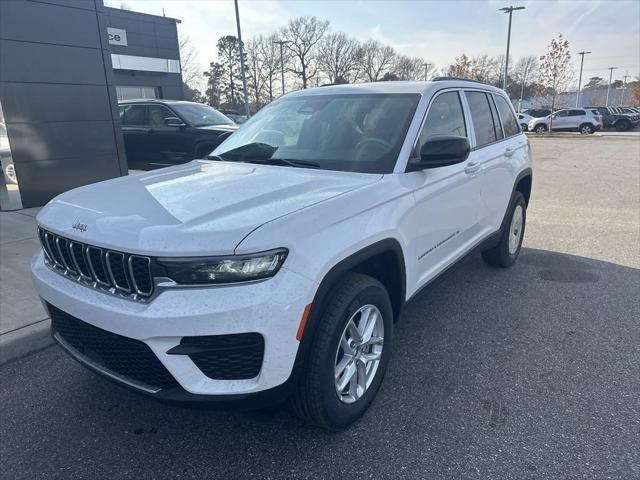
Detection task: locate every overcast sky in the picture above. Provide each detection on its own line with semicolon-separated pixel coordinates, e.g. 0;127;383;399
105;0;640;87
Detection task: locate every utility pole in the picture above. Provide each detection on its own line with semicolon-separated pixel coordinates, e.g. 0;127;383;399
575;51;591;107
605;66;618;106
273;40;288;95
422;63;432;81
499;5;525;91
234;0;250;118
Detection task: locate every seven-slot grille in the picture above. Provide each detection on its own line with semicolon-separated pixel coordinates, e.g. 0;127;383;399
38;227;154;300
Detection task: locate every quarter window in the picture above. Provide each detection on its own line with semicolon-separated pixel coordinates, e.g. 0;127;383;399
465;91;499;147
494;95;521;137
416;91;467;152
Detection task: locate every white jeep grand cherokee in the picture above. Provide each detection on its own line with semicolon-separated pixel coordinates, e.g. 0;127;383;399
32;79;532;430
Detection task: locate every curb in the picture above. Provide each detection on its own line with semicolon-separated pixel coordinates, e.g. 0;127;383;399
0;318;54;365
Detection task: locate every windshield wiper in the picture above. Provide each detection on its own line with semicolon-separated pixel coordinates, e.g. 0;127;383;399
206;154;226;161
244;158;322;169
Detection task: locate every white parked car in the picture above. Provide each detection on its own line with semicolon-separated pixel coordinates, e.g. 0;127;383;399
32;80;533;430
516;112;534;131
528;108;602;134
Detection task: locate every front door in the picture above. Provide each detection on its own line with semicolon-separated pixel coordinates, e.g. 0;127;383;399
146;104;190;168
119;104;149;169
406;90;483;291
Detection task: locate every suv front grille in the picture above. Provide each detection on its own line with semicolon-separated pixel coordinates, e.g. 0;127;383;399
38;227;153;301
49;304;179;391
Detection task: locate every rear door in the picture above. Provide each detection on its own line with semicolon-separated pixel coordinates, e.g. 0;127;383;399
568;109;587;129
482;93;528;231
463;90;517;234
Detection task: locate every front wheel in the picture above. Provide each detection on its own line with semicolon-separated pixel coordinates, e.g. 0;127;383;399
289;273;393;430
520;123;528;132
534;124;547;134
482;191;526;268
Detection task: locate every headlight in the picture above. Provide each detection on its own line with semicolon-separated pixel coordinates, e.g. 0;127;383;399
158;249;288;285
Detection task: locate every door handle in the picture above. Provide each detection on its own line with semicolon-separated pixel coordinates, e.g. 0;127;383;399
465;162;480;174
504;147;515;157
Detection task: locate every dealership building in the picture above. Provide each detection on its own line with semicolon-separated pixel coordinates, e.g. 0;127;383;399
0;0;183;211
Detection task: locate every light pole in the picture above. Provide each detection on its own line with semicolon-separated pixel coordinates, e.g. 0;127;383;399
605;66;618;106
234;0;250;117
499;6;525;91
273;40;288;95
422;63;432;81
575;51;591;107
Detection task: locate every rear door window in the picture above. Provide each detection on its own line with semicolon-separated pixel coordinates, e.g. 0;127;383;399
494;95;521;137
465;91;498;147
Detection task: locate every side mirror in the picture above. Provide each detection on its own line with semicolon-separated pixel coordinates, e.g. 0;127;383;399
165;117;185;127
407;135;470;172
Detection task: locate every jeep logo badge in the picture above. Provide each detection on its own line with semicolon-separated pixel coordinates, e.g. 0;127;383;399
72;221;88;233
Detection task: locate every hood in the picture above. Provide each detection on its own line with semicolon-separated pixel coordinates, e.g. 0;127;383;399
195;124;238;132
37;161;381;256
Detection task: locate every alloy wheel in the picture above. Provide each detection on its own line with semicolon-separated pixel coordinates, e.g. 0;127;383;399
334;304;384;404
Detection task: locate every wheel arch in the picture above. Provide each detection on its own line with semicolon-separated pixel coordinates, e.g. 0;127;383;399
296;239;407;363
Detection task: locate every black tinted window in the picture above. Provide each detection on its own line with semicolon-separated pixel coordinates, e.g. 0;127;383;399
555;110;569;117
466;91;498;147
121;105;146;126
416;91;466;151
148;104;175;127
568;109;585;116
494;95;521;137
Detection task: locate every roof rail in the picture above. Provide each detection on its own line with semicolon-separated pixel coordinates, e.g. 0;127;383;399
431;76;492;86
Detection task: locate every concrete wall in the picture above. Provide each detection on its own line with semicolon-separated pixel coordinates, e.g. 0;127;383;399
0;0;127;209
105;7;183;100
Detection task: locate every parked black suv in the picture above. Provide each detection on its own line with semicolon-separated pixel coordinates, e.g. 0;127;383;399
587;106;639;132
118;100;238;170
523;108;552;118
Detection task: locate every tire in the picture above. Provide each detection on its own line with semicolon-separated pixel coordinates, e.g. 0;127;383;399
3;163;17;184
482;191;526;268
615;120;630;132
520;123;528;132
534;124;547;134
579;123;594;134
289;273;393;430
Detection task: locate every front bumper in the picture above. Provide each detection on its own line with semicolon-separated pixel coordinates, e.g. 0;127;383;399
32;251;317;400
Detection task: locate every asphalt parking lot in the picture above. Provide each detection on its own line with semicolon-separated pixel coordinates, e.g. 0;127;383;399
1;135;639;479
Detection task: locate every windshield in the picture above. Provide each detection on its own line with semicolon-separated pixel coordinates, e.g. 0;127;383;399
212;93;420;174
171;103;235;127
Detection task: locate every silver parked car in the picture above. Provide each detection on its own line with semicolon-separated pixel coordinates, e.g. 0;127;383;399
528;108;603;134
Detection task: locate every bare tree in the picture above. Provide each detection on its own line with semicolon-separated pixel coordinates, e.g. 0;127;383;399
246;34;281;108
179;34;202;89
317;32;362;84
538;34;573;129
470;54;498;83
281;16;330;89
447;53;473;79
392;55;424;80
360;40;396;82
